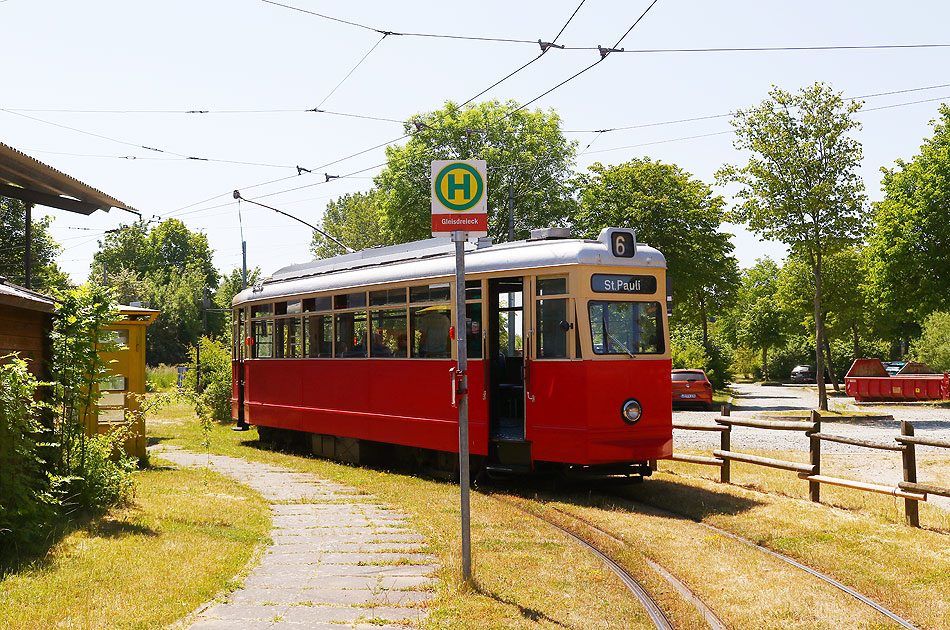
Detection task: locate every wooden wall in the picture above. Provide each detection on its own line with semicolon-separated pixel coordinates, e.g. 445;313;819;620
0;303;51;379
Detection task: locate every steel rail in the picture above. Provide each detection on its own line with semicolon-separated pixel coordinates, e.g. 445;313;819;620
557;525;674;630
494;496;674;630
547;506;729;630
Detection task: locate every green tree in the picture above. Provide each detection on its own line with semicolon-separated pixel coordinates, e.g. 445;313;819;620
717;83;866;410
214;266;261;343
865;104;950;341
93;218;218;291
911;311;950;372
93;219;222;362
311;190;388;258
0;197;69;292
104;267;150;306
575;158;740;340
144;266;207;365
376;100;577;244
778;249;872;386
215;266;261;312
721;258;792;381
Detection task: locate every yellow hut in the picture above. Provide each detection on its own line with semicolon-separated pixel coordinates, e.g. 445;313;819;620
92;304;159;458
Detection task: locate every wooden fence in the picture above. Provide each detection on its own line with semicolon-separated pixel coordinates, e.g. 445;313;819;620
671;407;950;527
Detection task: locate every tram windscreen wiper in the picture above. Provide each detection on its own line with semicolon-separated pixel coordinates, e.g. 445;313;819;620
602;310;635;358
607;332;636;358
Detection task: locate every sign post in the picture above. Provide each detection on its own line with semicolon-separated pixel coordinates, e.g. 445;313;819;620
431;160;487;583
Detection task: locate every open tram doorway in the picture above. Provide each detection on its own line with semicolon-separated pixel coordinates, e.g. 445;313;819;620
487;277;526;445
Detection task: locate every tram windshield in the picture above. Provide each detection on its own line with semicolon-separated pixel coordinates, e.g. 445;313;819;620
589;301;663;356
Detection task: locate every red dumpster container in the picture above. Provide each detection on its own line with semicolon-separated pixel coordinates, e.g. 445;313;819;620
844;358;950;402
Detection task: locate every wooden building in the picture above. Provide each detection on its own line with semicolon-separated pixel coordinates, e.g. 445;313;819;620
0;275;55;378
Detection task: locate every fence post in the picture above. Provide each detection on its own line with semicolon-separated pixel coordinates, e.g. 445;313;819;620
901;421;920;528
809;410;821;503
719;405;731;484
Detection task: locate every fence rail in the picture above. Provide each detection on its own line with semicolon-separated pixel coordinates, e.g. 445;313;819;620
671;406;950;527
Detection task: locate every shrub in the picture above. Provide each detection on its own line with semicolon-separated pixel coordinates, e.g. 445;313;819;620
730;346;759;379
186;336;233;424
912;311;950;372
48;284;138;513
0;355;56;552
670;325;733;389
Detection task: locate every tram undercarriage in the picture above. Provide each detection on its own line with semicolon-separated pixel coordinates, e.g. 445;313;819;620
254;425;654;481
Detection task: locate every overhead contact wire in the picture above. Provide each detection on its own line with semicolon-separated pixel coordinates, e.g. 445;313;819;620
508;0;660;117
315;32;389;110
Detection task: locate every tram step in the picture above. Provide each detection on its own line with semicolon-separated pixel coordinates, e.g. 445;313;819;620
484;463;532;474
489;439;532;468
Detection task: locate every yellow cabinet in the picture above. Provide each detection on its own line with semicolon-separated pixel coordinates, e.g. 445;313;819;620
91;305;159;458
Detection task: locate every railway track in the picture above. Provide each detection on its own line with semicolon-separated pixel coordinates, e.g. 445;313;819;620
493;493;726;630
602;491;922;630
496;486;923;630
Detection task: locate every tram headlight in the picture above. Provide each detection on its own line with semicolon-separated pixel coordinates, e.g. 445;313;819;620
621;398;642;425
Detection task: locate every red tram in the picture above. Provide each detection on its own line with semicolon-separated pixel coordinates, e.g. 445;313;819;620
231;227;672;477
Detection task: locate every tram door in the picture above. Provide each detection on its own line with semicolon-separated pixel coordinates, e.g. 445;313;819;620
488;277;526;442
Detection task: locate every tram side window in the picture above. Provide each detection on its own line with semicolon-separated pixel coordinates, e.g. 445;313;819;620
370;288;407;306
411;305;451;358
303;296;332;312
370;308;408;357
251;303;273;318
589;301;663;355
305;314;332;357
410;283;450;304
275;317;301;358
537;275;567;296
233;309;241;359
274;319;285;358
334;291;367;310
536;298;568;359
252;320;274;358
335;311;368;357
466;302;482;359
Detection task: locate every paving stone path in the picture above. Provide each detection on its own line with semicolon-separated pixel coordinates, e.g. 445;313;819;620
151;445;438;630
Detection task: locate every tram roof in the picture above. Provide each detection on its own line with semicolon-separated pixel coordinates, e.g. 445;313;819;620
234;228;665;306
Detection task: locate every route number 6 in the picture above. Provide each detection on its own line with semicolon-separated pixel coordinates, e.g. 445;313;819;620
612;232;635;258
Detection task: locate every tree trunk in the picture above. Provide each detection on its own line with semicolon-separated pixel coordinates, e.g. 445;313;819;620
852;324;861;360
823;331;839;391
812;254;828;411
761;345;768;381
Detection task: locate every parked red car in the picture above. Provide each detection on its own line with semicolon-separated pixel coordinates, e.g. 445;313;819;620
671;369;713;410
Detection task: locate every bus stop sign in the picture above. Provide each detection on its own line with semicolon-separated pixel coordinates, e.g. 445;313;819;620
431;160;488;237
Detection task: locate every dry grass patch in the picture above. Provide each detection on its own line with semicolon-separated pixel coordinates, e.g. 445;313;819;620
0;464;269;630
638;456;950;629
542;492;906;630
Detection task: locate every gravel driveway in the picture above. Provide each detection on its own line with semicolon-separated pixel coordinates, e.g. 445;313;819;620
672;382;950;510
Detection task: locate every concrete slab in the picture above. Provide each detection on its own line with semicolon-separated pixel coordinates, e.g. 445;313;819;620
149;446;439;630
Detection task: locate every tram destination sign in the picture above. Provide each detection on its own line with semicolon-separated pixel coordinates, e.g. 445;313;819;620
591;273;657;294
431;160;488;237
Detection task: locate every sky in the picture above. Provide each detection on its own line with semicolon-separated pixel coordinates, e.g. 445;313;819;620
1;0;948;283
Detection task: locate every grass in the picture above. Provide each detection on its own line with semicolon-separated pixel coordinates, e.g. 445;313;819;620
8;389;947;629
145;364;179;393
0;463;270;630
146;402;687;629
149;400;950;629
